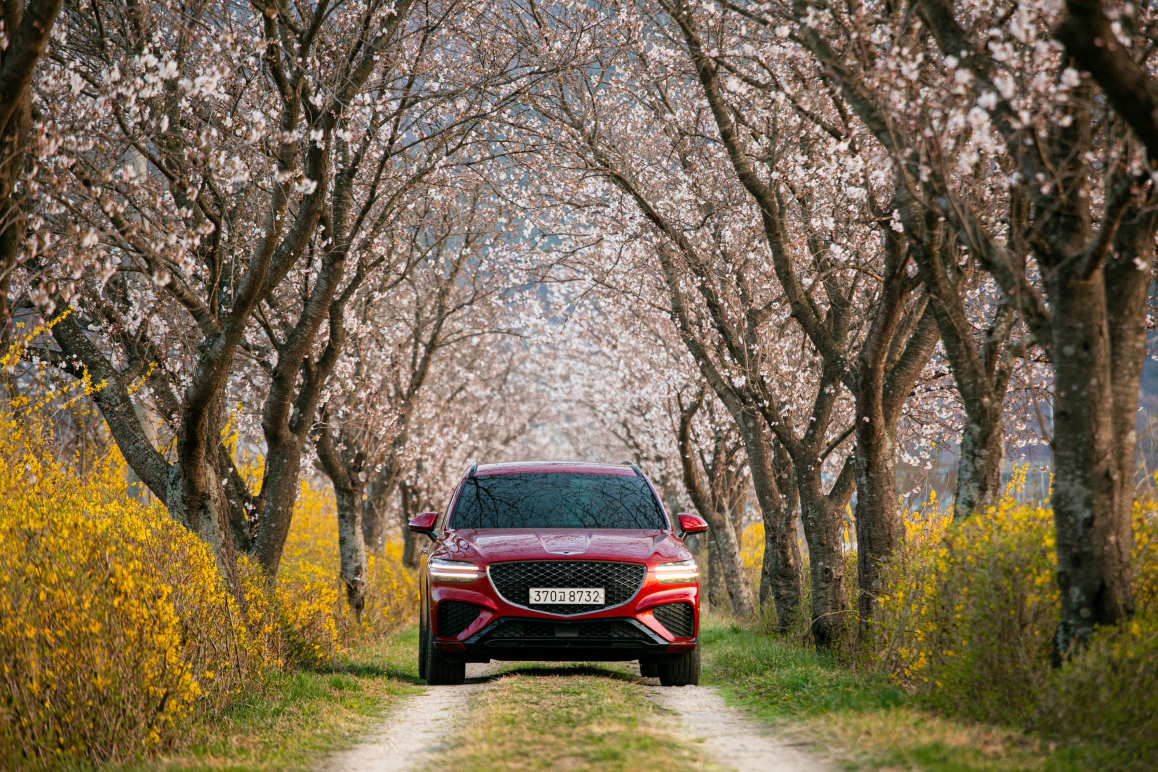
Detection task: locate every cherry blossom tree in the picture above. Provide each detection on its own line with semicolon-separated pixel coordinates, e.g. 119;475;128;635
0;0;65;336
36;0;420;590
678;388;756;615
311;177;543;611
29;0;547;589
740;0;1157;653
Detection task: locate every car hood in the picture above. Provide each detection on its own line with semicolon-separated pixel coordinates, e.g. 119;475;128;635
439;528;691;563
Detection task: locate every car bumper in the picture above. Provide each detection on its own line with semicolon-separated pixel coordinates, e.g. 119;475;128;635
457;616;694;661
429;576;699;662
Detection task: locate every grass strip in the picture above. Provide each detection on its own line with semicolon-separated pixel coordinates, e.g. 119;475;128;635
699;616;1140;772
429;664;719;772
96;627;424;772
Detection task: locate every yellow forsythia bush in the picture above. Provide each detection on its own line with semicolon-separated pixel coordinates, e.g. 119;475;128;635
874;469;1158;760
876;489;1058;723
1034;499;1158;762
740;522;765;597
0;325;418;768
277;482;417;667
0;403;267;768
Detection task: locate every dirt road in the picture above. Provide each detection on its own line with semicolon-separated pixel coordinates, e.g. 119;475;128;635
323;661;831;772
642;681;831;771
321;663;496;772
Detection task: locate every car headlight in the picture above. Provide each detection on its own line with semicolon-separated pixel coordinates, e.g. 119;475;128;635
429;558;481;583
654;559;699;584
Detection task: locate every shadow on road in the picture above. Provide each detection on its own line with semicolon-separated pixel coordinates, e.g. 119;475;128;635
464;661;640;685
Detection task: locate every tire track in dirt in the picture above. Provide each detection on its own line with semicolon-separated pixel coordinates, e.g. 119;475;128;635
321;663;497;772
628;663;833;772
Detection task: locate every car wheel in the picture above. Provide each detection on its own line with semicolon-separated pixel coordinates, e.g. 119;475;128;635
418;608;428;681
638;658;660;678
424;623;466;685
659;642;700;687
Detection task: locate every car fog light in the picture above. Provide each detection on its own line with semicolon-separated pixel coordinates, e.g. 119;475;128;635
655;559;699;584
429;558;481;583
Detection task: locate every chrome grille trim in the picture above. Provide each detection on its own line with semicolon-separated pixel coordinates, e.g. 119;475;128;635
486;560;647;617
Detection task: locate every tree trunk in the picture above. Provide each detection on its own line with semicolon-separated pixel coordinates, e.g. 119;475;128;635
363;456;405;551
1048;269;1133;657
706;514;754;616
853;405;900;628
707;532;731;613
0;67;29;335
852;224;940;629
400;480;421;569
1105;203;1158;542
796;458;856;647
740;411;801;630
313;415;369;619
954;403;1006;520
335;478;369;621
797;488;845;646
362;476;384;551
171;388;246;605
0;0;65;335
251;432;307;575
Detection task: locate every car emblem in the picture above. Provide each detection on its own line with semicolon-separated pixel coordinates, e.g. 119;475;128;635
548;550;580;555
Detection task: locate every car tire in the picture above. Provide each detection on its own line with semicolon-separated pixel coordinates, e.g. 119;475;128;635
424;624;466;685
639;658;660;678
418;610;428;681
659;642;700;687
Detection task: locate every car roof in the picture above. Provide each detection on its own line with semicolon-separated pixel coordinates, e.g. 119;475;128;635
473;460;638;477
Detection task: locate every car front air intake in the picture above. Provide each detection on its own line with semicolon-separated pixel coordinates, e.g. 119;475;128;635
487;561;646;616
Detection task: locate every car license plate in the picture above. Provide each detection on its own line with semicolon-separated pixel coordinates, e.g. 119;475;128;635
529;587;605;604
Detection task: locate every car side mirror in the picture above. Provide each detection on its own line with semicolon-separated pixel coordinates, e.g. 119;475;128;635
676;512;709;536
408;511;439;541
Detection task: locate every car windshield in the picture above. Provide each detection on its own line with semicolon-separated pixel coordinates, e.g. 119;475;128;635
448;472;667;530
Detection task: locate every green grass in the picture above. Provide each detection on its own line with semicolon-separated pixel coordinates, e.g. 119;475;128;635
429;664;719;772
699;615;1143;772
97;627;424;772
81;616;1146;772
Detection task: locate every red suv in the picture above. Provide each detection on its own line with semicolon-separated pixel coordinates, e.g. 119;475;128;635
409;461;707;687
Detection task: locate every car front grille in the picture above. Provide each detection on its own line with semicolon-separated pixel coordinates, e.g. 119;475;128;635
487;561;646;615
471;617;661;648
436;600;481;638
652;601;696;638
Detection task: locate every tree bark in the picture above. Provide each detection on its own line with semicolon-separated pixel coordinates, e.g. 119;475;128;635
172;386;248;605
955;404;1006;518
1047;269;1132;656
707;533;731;613
796;458;855;646
741;411;802;629
852;225;940;627
314;409;369;619
853;406;898;625
0;0;65;330
1057;0;1158;163
1105;201;1158;535
335;482;369;621
400;480;421;569
251;430;309;575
